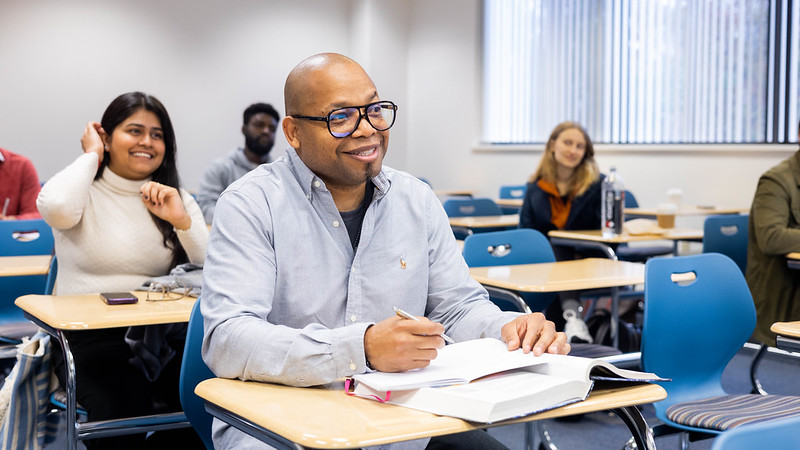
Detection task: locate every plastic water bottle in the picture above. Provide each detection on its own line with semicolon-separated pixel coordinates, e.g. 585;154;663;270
601;167;625;238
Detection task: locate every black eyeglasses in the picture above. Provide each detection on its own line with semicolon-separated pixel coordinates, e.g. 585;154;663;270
290;101;397;138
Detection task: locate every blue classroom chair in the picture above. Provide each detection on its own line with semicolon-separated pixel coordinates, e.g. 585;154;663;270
179;299;216;449
702;214;748;274
642;254;800;446
0;219;54;343
0;219;54;256
710;415;800;450
443;198;506;240
462;228;555;313
497;184;526;214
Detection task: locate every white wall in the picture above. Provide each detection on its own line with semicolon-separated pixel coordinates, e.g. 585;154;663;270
1;0;795;213
0;0;408;190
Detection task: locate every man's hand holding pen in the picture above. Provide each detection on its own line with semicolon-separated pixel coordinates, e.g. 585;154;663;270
363;310;570;373
363;313;447;373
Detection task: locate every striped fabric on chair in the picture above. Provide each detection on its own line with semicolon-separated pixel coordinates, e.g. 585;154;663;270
666;394;800;431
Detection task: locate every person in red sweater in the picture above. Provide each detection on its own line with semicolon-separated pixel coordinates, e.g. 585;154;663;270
0;147;42;219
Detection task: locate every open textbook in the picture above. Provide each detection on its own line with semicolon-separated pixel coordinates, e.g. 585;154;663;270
347;338;665;423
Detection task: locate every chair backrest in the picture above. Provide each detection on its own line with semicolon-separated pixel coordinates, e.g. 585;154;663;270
462;229;556;312
0;221;55;326
44;256;57;295
179;299;215;449
498;185;527;199
624;190;639;208
463;228;555;267
642;254;756;421
702;214;748;274
710;415;800;450
0;219;54;256
442;198;502;217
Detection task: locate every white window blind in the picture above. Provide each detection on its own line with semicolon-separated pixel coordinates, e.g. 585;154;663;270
483;0;798;144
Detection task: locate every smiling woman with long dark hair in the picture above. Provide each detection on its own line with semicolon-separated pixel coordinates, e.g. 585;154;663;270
37;91;207;449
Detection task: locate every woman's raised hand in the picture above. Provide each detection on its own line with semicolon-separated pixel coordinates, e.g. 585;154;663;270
140;181;192;230
81;121;107;161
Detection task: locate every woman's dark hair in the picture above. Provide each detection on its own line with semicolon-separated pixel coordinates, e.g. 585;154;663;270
96;91;187;268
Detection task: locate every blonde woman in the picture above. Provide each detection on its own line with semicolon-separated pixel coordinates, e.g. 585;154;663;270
519;121;603;239
519;121;604;342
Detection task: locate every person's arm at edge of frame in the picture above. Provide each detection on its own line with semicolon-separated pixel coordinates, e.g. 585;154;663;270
14;155;42;219
751;174;800;256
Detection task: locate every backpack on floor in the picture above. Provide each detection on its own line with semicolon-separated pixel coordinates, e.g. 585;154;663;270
585;308;641;353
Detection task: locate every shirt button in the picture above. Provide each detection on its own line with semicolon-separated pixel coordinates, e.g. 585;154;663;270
350;314;357;322
333;220;340;227
306;193;311;200
351;266;355;272
349;362;357;371
314;180;321;188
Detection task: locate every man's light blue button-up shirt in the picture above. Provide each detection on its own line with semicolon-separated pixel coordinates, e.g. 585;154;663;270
201;148;519;448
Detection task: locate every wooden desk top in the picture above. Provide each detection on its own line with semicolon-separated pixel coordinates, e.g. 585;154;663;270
548;228;702;243
771;321;800;339
495;198;524;208
0;255;52;277
15;293;196;330
196;378;665;449
448;214;519;229
787;253;800;260
624;206;748;217
469;258;644;292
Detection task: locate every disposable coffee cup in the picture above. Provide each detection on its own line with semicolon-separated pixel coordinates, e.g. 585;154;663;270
666;189;683;208
657;203;677;229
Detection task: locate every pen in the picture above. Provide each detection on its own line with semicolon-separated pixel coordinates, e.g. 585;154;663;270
393;307;455;344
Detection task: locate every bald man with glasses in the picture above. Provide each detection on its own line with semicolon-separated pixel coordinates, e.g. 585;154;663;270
201;53;569;450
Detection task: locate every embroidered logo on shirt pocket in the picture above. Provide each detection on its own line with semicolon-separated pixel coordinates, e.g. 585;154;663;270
400;257;407;270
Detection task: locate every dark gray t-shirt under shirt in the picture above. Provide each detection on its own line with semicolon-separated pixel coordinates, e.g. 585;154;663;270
340;181;375;250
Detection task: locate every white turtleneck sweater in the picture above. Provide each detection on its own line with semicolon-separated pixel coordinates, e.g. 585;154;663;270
37;152;208;295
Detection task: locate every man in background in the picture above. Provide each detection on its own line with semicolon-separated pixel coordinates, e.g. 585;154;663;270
0;147;41;220
196;103;280;224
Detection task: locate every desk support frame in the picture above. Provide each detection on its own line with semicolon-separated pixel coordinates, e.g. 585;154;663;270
776;335;800;353
204;402;305;450
23;312;190;450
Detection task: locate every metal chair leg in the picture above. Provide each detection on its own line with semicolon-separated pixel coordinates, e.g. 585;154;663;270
538;422;557;450
750;344;769;395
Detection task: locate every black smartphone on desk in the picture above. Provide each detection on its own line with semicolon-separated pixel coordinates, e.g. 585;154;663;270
100;292;138;305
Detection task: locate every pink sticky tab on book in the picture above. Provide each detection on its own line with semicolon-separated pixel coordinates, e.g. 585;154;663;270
344;378;391;403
